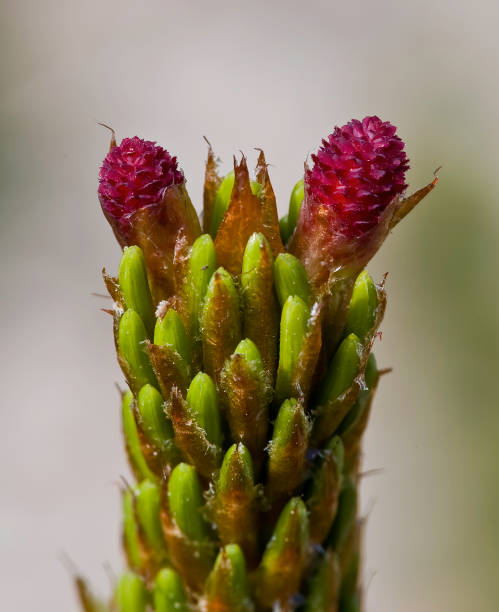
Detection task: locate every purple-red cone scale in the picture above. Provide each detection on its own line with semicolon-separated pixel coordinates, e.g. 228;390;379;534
98;136;184;223
305;115;409;239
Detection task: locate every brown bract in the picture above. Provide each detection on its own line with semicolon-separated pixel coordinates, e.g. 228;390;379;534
202;141;222;234
120;183;201;304
255;150;285;257
289;174;438;296
219;353;271;472
166;387;222;479
160;483;216;593
312;281;387;445
214;157;263;275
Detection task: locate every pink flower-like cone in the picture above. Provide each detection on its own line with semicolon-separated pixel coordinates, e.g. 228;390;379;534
98;135;201;303
289;116;435;293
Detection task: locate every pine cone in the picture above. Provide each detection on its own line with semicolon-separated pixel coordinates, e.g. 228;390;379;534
78;119;437;612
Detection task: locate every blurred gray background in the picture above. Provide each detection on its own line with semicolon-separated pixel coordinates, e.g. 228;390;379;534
1;0;498;609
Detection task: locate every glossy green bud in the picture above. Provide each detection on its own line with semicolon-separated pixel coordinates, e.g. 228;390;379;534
279;214;290;244
267;398;310;500
241;232;273;279
118;309;157;391
201;267;241;384
186;372;223;447
288;179;304;234
328;477;357;552
234;338;263;369
345;270;378;341
136;384;173;451
210;171;262;237
121;391;156;482
154;308;192;364
275;295;310;403
218;443;254;496
273;252;311;308
256;498;309;608
153;568;187;612
307;435;344;545
118;246;155;337
168;463;210;541
122;488;142;572
115;571;149;612
205;544;254;611
240;232;279;377
318;333;362;405
337;353;378;436
304;551;341;612
135;479;167;559
186;234;217;338
213;444;258;565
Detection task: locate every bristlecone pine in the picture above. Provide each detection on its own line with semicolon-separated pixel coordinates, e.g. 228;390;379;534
77;117;437;611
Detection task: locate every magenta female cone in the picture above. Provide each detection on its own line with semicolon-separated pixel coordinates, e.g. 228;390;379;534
99;136;201;303
289;116;409;292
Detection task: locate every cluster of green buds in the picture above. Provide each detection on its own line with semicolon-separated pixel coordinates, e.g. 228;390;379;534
79;118;436;611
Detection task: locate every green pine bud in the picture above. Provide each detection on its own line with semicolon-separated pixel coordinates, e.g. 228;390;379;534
364;351;379;389
135;479;168;560
267;398;310;501
256;498;309;608
328;477;357;552
168;386;222;479
154;308;192;364
307;435;344;545
273;252;311;309
234;338;263;368
318;333;362;405
212;444;258;565
337;353;378;436
241;232;273;279
241;232;279;377
121;391;156;482
345;270;378;341
205;544;254;612
279;214;290;244
186;372;223;447
122;488;143;572
275;295;310;403
217;443;255;496
210;171;261;237
201;267;241;384
220;340;270;469
118;309;157;391
136;384;173;452
288;179;304;235
168;463;210;542
118;246;155;337
313;333;364;444
185;234;217;342
304;551;341;612
153;568;187;612
115;571;149;612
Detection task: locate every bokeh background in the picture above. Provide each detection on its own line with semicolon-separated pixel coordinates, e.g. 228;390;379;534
1;1;498;610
